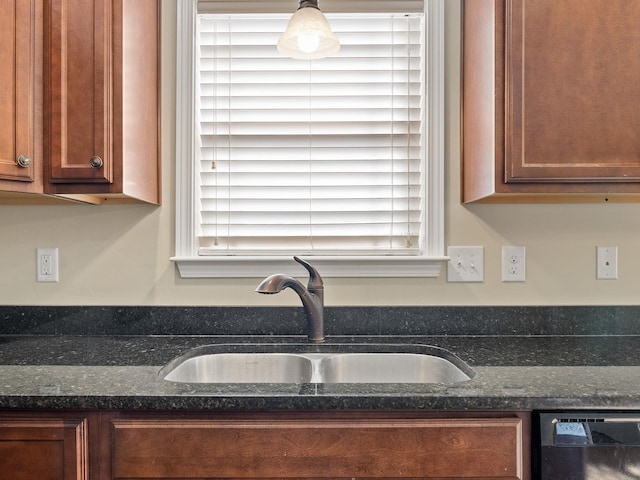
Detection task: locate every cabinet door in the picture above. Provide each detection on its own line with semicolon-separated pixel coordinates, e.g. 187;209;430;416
46;0;112;184
0;417;88;480
505;0;640;183
0;0;42;191
463;0;640;203
109;416;524;479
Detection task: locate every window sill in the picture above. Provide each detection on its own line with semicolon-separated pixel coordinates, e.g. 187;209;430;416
171;256;450;278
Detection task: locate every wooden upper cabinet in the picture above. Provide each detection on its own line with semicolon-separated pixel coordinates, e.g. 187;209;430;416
44;0;160;204
0;0;43;193
462;0;640;203
0;0;159;204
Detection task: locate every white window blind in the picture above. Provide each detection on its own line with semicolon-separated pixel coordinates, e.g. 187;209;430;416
197;12;425;256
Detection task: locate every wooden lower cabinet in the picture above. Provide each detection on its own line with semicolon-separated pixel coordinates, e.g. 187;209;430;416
0;411;530;479
0;413;89;480
104;411;530;480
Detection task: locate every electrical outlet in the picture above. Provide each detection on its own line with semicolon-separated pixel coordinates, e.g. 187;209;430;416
502;246;526;282
596;246;617;280
447;246;484;282
37;248;59;283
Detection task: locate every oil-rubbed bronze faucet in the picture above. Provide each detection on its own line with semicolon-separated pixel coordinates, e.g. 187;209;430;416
255;256;324;343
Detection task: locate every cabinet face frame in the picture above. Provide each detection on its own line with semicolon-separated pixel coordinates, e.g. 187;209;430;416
0;0;42;190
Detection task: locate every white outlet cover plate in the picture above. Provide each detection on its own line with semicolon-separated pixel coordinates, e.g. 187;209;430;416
447;246;484;282
502;246;526;282
37;247;59;283
596;246;617;280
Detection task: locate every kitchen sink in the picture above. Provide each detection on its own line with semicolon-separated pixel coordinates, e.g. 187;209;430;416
160;344;473;385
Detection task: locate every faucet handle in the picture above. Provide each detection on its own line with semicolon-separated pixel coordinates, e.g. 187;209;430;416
293;256;323;290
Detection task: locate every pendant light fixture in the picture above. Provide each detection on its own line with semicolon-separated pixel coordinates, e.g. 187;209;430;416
277;0;340;60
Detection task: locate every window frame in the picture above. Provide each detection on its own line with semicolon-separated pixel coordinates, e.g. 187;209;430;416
172;0;446;278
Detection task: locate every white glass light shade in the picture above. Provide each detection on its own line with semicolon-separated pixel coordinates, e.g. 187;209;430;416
277;6;340;60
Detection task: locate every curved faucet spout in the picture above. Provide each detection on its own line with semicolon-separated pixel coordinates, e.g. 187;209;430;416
255;257;325;343
255;274;307;297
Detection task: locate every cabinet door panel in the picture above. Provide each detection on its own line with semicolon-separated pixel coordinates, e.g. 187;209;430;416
0;418;88;480
46;0;112;184
111;417;523;479
0;0;39;186
506;0;640;183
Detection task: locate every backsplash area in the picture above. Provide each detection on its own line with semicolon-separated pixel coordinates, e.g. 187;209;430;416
0;306;639;336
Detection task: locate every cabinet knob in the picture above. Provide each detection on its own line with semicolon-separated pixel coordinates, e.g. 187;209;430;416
16;155;32;168
89;156;104;168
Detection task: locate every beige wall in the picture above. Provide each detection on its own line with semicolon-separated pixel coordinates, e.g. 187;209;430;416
1;0;639;307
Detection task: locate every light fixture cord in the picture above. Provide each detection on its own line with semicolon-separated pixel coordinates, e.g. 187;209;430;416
211;17;219;247
308;59;315;251
405;14;413;248
226;19;232;250
390;16;396;251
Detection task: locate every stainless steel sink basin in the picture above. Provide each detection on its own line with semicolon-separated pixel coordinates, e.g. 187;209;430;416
318;353;471;384
162;353;314;384
160;344;473;385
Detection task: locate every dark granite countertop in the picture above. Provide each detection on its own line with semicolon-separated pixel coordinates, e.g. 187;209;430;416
2;333;640;411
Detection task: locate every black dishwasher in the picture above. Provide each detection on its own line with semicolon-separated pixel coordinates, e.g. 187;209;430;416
535;412;640;479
